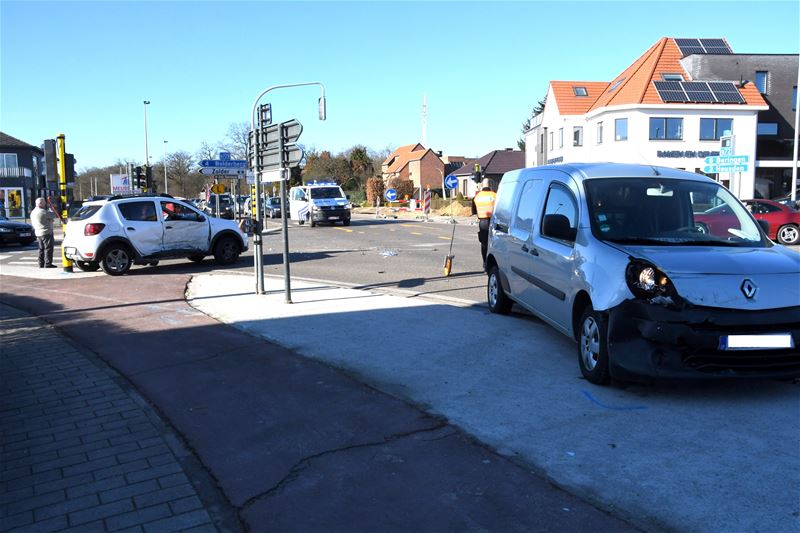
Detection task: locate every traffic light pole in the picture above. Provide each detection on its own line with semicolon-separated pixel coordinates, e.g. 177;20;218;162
252;125;265;295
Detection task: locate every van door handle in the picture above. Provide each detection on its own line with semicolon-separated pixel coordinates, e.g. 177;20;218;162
521;244;529;252
530;247;539;256
126;227;135;231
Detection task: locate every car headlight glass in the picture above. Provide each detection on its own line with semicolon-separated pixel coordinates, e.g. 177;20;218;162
0;228;13;233
626;260;674;299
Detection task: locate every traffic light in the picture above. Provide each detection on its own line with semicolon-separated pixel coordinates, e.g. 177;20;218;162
134;166;144;190
471;163;483;183
145;165;153;192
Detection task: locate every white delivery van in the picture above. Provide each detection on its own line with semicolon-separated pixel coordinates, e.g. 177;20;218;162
289;181;351;227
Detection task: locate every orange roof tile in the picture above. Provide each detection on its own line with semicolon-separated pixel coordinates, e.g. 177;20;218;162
383;143;423;168
550;81;609;115
580;37;767;112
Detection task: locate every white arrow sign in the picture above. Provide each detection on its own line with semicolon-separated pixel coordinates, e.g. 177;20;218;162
199;167;246;177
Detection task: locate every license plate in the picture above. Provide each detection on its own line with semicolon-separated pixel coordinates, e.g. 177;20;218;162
328;216;339;220
19;232;31;237
64;247;77;256
720;334;794;350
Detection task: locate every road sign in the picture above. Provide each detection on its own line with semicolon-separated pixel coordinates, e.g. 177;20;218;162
199;167;246;177
219;152;231;161
260;170;285;183
385;188;397;202
282;119;303;144
246;171;255;185
444;174;458;189
199;159;247;169
249;119;304;172
704;155;749;165
703;164;748;174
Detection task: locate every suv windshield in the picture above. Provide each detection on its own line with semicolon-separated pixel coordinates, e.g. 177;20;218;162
267;198;281;206
584;178;766;247
309;187;344;199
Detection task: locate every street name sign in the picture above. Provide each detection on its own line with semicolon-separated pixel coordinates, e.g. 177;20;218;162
199;159;247;169
444;174;458;189
260;170;285;183
385;188;397;202
199;167;246;177
703;164;748;174
704;155;749;165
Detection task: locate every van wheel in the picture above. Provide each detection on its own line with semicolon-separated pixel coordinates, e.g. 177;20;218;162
308;214;316;228
214;237;240;265
577;306;611;385
101;245;133;276
487;265;512;314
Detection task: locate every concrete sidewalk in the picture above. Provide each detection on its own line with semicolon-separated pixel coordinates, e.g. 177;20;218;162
0;303;234;532
187;272;800;533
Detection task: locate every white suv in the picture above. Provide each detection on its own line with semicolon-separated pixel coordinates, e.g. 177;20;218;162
63;194;248;275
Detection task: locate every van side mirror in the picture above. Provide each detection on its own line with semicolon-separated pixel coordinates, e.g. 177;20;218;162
543;214;576;242
757;219;769;235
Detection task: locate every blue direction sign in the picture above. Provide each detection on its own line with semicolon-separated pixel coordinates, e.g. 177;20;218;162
199;159;247;169
704;155;749;165
384;188;397;202
444;174;458;189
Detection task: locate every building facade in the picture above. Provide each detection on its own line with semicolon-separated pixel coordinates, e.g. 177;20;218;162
525;38;780;200
0;132;45;219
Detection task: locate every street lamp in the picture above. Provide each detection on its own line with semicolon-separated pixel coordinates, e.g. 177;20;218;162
143;101;150;186
250;82;326;298
163;140;168;194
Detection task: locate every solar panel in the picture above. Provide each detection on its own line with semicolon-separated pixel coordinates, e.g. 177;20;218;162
675;38;704;56
699;38;732;54
708;82;745;104
654;81;688;102
682;81;716;103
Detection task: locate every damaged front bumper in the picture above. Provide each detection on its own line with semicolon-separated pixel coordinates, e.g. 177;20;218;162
607;300;800;380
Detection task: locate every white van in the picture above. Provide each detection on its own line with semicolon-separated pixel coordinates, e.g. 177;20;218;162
289;181;351;227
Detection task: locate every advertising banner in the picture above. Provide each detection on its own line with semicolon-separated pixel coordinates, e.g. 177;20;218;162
110;174;135;195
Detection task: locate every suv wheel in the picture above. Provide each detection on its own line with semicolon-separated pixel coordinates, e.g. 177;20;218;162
487;265;512;314
213;237;240;265
342;218;351;226
101;245;133;276
577;306;610;385
75;261;100;272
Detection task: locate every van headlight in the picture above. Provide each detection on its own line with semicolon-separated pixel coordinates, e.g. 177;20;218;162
625;260;675;299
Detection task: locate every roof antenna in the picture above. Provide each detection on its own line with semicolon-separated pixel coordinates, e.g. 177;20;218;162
631;142;661;175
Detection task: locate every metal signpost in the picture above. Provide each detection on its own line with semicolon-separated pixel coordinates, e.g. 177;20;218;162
444;174;458;222
247;82;326;299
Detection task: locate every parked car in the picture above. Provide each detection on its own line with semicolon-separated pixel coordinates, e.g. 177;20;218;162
264;197;283;218
485;163;800;385
0;213;35;246
203;194;234;219
62;194;248;275
743;199;800;245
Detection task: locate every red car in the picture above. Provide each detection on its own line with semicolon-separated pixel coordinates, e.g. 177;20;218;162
744;199;800;245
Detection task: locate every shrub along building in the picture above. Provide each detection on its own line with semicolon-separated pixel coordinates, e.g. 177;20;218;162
523;37;795;201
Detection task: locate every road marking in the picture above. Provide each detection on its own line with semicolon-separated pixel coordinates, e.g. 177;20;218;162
357;231;365;234
410;232;422;236
438;236;452;240
334;227;353;233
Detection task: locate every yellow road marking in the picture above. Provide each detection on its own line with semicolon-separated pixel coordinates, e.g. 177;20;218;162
334;227;353;233
438;236;451;240
410;232;422;236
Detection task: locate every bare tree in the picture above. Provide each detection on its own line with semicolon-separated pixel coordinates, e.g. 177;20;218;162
222;122;250;160
196;141;217;162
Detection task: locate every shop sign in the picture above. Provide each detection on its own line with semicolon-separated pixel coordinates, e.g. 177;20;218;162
657;150;720;158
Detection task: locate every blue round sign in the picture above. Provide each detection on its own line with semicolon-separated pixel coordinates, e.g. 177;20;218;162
444;174;458;190
384;188;397;202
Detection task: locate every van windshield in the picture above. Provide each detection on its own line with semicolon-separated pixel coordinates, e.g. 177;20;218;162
584;178;767;247
310;187;344;199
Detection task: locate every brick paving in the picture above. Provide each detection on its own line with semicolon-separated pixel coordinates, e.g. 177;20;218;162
0;304;220;532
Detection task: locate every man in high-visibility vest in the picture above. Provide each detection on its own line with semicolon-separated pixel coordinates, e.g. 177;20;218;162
472;178;497;268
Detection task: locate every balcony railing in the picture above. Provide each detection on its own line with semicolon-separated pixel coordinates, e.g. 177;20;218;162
0;166;34;179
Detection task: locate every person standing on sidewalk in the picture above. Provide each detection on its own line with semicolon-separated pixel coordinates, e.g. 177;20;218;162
472;178;497;268
31;197;57;268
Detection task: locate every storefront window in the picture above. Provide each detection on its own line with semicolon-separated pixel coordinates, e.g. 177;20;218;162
0;188;24;218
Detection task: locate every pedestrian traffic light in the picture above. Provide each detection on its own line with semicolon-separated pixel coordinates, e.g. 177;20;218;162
472;163;483;183
134;166;144;190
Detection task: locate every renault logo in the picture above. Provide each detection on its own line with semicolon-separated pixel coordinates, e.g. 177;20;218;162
741;279;757;299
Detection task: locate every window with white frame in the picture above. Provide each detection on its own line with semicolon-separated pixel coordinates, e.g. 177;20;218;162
597;122;603;144
559;128;563;148
0;154;19;169
573;126;583;147
699;118;732;141
755;71;768;94
549;131;554;151
649;117;683;140
615;118;628;141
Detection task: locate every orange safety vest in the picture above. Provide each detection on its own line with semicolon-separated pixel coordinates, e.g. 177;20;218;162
474;190;497;219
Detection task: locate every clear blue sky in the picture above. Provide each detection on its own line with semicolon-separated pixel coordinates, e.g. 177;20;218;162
2;1;797;170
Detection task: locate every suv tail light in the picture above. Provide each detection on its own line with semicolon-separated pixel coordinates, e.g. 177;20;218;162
84;223;105;236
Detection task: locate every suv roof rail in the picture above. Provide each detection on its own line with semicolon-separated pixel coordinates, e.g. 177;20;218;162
108;193;175;201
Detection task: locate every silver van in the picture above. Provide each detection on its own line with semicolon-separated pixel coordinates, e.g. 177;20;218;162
485;163;800;384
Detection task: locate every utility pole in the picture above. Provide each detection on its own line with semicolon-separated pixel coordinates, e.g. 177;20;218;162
56;134;73;272
143;100;150;192
163;140;168;194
